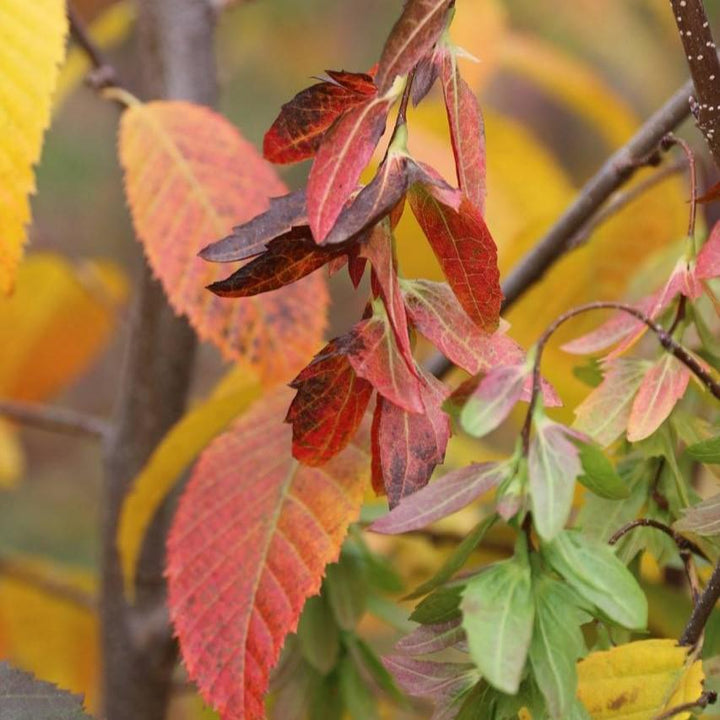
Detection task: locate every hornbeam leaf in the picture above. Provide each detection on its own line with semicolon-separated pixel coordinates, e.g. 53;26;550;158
627;353;690;442
207;229;344;297
371;462;505;534
348;301;423;414
439;46;487;214
408;183;501;330
287;337;374;466
307;96;393;242
374;0;454;93
166;388;369;720
263;73;376;164
199;191;307;263
0;0;68;294
373;372;451;507
119;100;328;384
0;662;93;719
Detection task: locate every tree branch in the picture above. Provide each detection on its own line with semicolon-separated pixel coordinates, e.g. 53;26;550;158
0;400;109;440
670;0;720;169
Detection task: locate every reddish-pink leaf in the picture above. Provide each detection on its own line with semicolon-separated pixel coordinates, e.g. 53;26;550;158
286;337;374;466
626;354;690;442
697;221;720;280
395;619;465;656
167;389;369;720
374;0;454;93
307;96;392;242
408;183;501;331
382;656;476;706
374;372;451;507
411;52;441;106
324;152;410;245
118;101;327;384
207;230;344;297
348;300;423;413
371;462;506;534
439;47;487;214
573;359;650;446
200;191;307;263
263;75;376;164
371;397;385;495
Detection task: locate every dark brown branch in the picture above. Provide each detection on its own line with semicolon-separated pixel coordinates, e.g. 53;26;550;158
608;518;708;561
652;690;717;719
681;558;720;646
0;400;110;440
427;78;696;379
670;0;720;170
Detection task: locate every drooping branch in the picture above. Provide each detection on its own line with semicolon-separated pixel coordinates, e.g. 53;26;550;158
670;0;720;169
0;400;109;440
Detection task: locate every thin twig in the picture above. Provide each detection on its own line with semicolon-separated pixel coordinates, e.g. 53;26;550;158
681;557;720;646
652;690;717;719
427;77;698;379
608;518;708;560
0;400;110;440
661;133;698;238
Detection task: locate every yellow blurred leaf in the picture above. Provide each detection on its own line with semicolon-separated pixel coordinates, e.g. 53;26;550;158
55;2;135;110
577;639;703;719
0;420;24;489
117;368;262;600
0;0;68;293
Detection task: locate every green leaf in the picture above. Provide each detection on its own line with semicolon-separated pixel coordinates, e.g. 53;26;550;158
461;556;534;694
529;576;585;719
297;594;340;675
577;442;629;499
572;359;603;388
541;531;647;630
308;667;344;720
339;654;379;720
685;435;720;464
406;515;497;600
410;585;464;625
325;552;368;630
346;635;405;704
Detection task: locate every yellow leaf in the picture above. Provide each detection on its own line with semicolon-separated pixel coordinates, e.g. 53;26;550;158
0;420;24;488
55;2;136;111
0;0;68;293
117;368;262;600
577;639;704;719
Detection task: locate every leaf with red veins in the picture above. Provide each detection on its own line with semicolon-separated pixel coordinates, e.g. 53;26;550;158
439;46;487;214
374;372;451;507
358;222;414;369
200;191;307;263
374;0;454;93
573;359;650;447
626;354;690;442
409;160;463;209
207;229;346;297
307;96;393;242
408;182;501;331
324;152;410;246
371;462;506;534
263;75;376;164
697;221;720;280
348;300;423;413
287;337;374;466
166;389;369;720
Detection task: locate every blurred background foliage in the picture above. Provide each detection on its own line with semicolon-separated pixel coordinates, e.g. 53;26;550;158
1;0;717;716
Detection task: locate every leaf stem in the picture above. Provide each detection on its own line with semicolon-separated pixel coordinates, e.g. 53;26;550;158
660;133;698;240
652;690;717;719
0;399;110;440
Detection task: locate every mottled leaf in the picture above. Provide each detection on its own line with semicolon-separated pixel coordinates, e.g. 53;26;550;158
166;389;369;720
119;100;327;383
408;183;501;330
307;96;393;242
627;353;690;442
200;191;307;263
374;0;453;93
287;337;374;466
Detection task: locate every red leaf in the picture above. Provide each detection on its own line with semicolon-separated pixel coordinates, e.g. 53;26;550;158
401;278;524;374
626;354;690;442
167;389;369;720
348;300;423;413
200;191;307;263
439;47;487;214
408;182;501;331
375;0;454;93
263;75;376;164
371;397;385;495
307;96;393;242
207;229;344;297
697;221;720;280
374;372;451;507
696;181;720;204
287;337;374;466
324;152;410;245
411;52;441;106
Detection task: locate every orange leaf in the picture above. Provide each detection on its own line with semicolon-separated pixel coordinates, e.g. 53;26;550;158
118;100;328;383
166;388;369;719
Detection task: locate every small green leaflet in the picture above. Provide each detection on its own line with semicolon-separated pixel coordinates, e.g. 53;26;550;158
297;594;340;674
461;554;534;694
325;553;368;630
577;442;629;499
541;531;647;630
685;435;720;463
339;654;379;720
410;585;464;625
